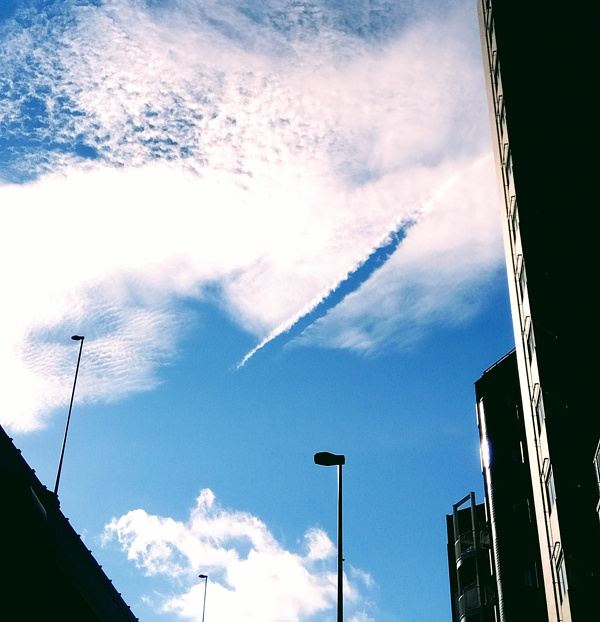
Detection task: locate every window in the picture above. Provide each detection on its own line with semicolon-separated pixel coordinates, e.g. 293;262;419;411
526;321;535;362
527;330;535;361
517;257;526;300
557;552;568;601
519;263;526;298
494;54;501;88
506;149;513;178
594;440;600;495
546;467;557;511
499;102;507;138
533;385;545;432
535;395;545;431
505;150;514;194
509;197;518;243
485;0;493;24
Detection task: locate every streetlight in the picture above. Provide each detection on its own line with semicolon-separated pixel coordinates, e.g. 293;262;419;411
314;451;345;622
54;335;85;496
198;574;208;622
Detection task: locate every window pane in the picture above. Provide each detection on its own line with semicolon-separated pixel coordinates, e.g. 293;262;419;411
546;468;556;511
557;553;568;601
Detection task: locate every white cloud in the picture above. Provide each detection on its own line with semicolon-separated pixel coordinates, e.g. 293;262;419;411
104;488;372;622
0;0;502;431
293;153;504;353
305;526;336;561
349;566;375;589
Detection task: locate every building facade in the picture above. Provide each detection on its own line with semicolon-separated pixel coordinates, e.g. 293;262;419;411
447;492;495;622
477;1;600;620
475;351;548;622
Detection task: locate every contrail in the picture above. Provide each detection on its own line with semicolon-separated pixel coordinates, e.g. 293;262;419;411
236;166;464;367
236;218;413;368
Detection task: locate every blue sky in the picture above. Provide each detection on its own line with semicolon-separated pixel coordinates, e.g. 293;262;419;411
1;1;514;620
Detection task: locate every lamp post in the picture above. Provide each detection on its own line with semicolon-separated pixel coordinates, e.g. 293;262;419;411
198;574;208;622
54;335;85;496
314;451;345;622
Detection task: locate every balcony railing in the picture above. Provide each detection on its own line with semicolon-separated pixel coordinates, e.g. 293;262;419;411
454;529;490;559
458;585;481;619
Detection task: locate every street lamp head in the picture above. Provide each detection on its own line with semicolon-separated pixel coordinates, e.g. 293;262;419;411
314;451;345;466
198;574;208;579
71;335;84;341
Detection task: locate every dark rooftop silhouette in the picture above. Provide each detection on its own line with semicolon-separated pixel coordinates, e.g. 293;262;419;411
0;423;138;621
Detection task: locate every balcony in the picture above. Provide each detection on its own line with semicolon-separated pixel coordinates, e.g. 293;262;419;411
455;529;490;561
457;585;481;620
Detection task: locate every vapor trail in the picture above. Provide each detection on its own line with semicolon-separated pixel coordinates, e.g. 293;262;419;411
236;167;464;367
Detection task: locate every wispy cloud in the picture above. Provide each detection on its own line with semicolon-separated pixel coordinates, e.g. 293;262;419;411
0;0;501;431
104;488;373;622
293;153;503;353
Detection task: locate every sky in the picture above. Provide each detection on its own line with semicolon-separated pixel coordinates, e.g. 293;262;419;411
0;1;515;621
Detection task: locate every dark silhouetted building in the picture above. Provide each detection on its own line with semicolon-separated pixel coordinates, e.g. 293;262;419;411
475;350;548;622
477;1;600;620
446;492;495;622
0;423;138;621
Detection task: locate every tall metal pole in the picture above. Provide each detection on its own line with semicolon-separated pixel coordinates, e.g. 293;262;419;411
54;335;85;496
337;462;343;622
199;574;208;622
314;451;345;622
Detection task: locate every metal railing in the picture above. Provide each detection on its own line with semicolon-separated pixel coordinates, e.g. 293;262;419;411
457;585;481;619
455;529;490;559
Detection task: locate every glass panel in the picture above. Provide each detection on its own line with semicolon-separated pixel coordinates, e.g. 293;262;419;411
546;468;556;511
557;553;568;601
535;393;545;432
